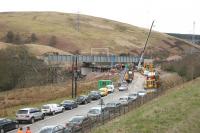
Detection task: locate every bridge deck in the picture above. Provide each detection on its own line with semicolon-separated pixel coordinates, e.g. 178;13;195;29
45;55;142;63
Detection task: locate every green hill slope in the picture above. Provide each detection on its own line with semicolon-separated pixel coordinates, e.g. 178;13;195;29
93;78;200;133
0;12;195;58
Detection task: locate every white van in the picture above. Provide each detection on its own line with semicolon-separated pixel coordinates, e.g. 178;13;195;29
41;104;64;115
106;84;115;93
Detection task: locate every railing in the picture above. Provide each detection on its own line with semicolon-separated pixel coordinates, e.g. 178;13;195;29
44;55;142;63
69;87;167;133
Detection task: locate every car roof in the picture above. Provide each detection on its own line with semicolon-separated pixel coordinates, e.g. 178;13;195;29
120;96;129;98
43;104;57;106
0;118;6;121
106;101;120;104
71;115;85;119
90;107;103;110
19;108;36;110
40;125;63;129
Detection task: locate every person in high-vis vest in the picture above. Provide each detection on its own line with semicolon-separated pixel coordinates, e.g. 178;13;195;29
17;127;23;133
26;127;32;133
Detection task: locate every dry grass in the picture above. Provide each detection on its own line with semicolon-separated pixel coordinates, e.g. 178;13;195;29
0;42;70;56
0;72;112;118
0;12;196;57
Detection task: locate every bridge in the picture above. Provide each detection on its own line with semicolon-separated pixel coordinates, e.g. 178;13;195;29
44;54;142;63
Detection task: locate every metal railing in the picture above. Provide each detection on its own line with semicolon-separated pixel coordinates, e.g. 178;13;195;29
69;87;167;133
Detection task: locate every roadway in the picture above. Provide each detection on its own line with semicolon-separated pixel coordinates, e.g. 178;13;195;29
8;72;145;133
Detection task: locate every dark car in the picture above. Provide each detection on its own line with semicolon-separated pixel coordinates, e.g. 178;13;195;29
105;101;121;111
39;125;71;133
61;100;78;110
76;95;91;105
88;91;101;100
0;118;18;133
66;115;91;132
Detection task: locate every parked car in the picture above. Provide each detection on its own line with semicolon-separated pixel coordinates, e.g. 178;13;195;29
76;95;91;105
128;92;138;100
119;96;132;105
16;108;44;123
61;100;78;110
106;84;115;93
87;107;109;120
137;90;147;97
41;104;64;115
66;115;91;132
39;125;71;133
118;82;128;91
99;88;108;96
88;91;101;100
105;101;121;111
0;118;18;133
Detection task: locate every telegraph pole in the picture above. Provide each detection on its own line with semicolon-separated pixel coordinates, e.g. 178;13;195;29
75;55;78;98
72;56;75;98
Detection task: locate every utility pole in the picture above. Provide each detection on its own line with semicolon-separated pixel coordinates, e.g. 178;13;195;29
191;21;195;80
76;12;80;32
72;56;75;98
75;55;78;98
71;55;78;98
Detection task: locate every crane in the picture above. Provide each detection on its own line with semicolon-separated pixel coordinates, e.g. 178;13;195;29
137;21;154;70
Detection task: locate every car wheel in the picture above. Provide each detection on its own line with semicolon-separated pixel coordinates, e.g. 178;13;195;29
30;117;35;124
62;108;64;112
0;129;4;133
41;114;45;120
52;111;55;115
84;101;87;104
15;123;18;129
70;106;73;110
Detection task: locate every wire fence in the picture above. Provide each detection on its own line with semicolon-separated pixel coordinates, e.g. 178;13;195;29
69;87;167;133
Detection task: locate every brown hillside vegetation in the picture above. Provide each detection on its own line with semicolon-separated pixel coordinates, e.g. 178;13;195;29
0;42;70;56
0;12;196;58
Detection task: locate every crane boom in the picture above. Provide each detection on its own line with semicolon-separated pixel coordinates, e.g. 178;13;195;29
137;21;154;69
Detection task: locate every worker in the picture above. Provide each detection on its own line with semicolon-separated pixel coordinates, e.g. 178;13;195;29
26;127;32;133
17;127;23;133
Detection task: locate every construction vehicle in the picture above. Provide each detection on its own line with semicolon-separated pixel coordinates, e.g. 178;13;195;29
136;21;160;91
124;69;134;83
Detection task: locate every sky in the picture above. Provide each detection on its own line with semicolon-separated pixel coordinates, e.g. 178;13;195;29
0;0;199;34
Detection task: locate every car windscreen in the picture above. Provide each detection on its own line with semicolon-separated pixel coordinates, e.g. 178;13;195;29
88;109;101;114
39;127;53;133
17;110;28;114
62;101;72;104
69;117;84;123
106;103;116;107
119;97;127;100
42;106;50;109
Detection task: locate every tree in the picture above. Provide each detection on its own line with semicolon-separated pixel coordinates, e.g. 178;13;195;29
30;33;38;43
5;31;14;43
48;36;57;47
14;33;21;44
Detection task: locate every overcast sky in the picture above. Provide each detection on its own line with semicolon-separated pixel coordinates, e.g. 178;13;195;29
0;0;199;34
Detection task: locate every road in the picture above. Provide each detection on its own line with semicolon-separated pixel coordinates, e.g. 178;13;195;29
8;72;144;133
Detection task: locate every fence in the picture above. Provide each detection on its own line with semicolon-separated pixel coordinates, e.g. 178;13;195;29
69;87;167;133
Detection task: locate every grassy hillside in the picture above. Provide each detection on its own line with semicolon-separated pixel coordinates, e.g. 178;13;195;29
0;42;70;56
93;78;200;133
0;12;195;58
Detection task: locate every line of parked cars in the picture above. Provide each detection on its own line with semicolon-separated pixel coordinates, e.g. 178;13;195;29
0;87;115;133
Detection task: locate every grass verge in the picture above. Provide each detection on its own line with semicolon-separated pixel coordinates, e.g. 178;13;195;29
92;78;200;133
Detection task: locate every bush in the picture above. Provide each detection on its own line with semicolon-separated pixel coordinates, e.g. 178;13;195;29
161;53;200;81
0;46;49;91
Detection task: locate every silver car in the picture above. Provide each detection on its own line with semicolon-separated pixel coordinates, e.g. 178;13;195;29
39;125;71;133
16;108;44;123
118;83;128;91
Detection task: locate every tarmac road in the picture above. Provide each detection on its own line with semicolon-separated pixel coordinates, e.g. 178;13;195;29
8;72;144;133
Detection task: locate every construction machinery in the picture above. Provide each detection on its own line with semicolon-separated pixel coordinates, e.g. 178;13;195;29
136;21;160;90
